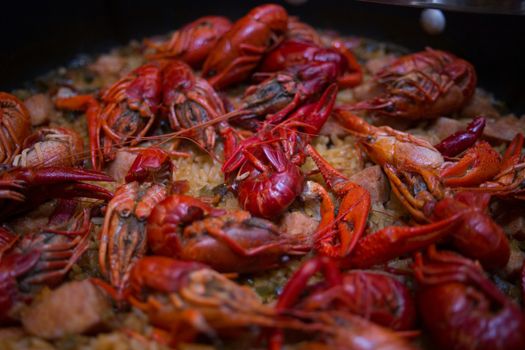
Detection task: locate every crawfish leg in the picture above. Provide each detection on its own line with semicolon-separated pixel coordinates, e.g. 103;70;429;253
3;116;25;160
345;215;461;269
24;234;90;285
0;189;25;202
383;165;429;222
209;44;264;87
303;181;336;235
335;183;371;257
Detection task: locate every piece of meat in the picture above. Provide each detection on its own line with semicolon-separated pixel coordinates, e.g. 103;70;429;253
502;244;525;279
24;94;53;126
365;54;398;75
89;54;126;76
319;117;348;137
107;150;139;183
353;80;383;102
0;327;25;340
21;280;111;339
460;89;501;119
7;202;56;236
496;207;525;241
280;211;318;237
484;115;525;142
349;165;390;204
430;117;466;143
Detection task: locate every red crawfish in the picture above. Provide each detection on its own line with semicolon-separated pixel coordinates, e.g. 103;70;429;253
303;147;371;258
275;256;416;330
260;39;363;88
221;84;337;219
297;180;463;269
56;61;163;169
92;256;309;347
0;92;31;164
161;60;226;152
413;246;525;350
334;110;501;220
330;110;511;268
224;56;343;130
0;201;91;324
145;16;232;68
270;310;417;350
98;147;173;292
202;4;288;89
147;194;310;273
430;191;510;270
12;127;84;167
348;48;476;120
0;165;113;220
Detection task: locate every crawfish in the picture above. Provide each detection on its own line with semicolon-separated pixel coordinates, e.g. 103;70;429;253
0;165;112;220
99;147;173;292
335;110;501;220
222;84;337;219
0;92;32;164
331;111;511;268
413;246;525;350
145;16;232;67
275;256;416;331
1;201;91;323
260;40;363;89
147;194;310;273
93;256;310;347
12;127;84;168
202;4;288;89
225;56;343;130
161;60;226;151
55;62;163;169
349;48;476;120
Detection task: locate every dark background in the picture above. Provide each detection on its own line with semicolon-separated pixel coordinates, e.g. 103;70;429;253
1;0;524;112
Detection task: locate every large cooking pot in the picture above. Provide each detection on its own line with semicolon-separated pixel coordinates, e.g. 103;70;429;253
1;0;524;113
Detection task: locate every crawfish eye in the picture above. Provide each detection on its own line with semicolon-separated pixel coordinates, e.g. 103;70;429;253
207;69;217;77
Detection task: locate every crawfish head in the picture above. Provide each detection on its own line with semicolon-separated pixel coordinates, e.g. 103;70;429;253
231;73;300;129
99;181;169;292
99;62;162;152
126;256;281;346
124;147;173;184
277;256;416;331
146;16;232;68
353;48;476;120
0;92;31;164
147;194;219;257
161;60;225;150
235;145;305;219
431;191;510;270
414;247;525;350
13;127;84;168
